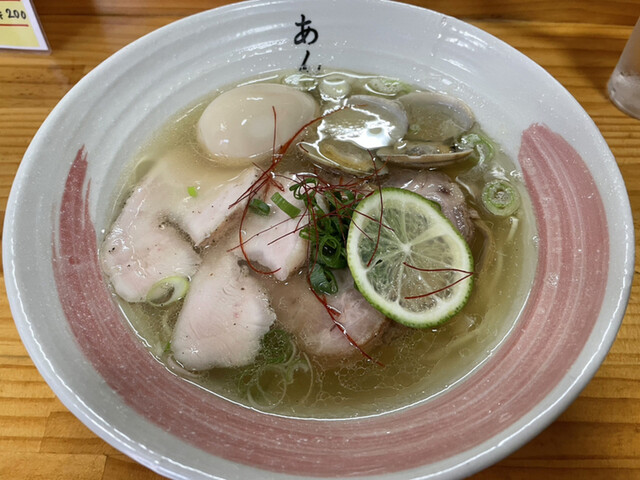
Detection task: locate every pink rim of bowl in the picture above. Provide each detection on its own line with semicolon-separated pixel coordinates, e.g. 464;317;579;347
3;0;634;479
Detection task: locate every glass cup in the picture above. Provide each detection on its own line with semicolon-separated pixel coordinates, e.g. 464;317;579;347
608;17;640;119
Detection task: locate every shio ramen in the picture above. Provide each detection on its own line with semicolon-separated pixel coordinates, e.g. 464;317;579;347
99;70;537;418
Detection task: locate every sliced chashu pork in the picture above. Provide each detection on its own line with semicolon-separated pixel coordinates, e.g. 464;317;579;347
169;164;260;247
100;150;260;302
139;150;261;247
100;173;201;303
267;269;388;359
238;174;307;281
385;169;475;243
172;251;276;370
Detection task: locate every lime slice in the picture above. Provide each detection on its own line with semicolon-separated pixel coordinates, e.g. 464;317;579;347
346;187;474;328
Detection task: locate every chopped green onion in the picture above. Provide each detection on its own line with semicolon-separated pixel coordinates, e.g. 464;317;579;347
271;192;301;218
282;73;318;92
146;276;190;307
249;198;271;216
309;263;338;295
259;329;295;364
290;177;318;200
482;180;520;217
457;133;494;163
290;176;365;296
318;235;347;269
187;186;198;198
365;77;411;96
299;228;312;241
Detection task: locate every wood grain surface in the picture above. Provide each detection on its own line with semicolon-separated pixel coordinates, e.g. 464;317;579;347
1;1;639;479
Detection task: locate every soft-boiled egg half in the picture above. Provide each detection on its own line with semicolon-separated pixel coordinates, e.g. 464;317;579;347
197;83;319;166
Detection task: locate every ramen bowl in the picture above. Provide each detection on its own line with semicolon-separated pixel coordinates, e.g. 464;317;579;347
3;0;634;478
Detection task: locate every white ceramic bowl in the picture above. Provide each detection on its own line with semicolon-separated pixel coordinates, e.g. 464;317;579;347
4;0;634;478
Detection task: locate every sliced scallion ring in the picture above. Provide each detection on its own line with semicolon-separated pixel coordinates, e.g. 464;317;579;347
309;262;338;295
457;133;494;163
481;180;520;217
271;192;301;218
146;276;190;307
318;235;346;269
249;198;270;216
260;328;295;365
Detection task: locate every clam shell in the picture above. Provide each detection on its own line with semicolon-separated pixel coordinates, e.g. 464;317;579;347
398;91;475;142
377;140;473;167
298;140;388;176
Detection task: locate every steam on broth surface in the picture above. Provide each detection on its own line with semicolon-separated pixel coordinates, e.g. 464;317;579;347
101;69;537;418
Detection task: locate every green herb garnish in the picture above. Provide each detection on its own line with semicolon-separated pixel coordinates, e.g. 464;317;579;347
290;176;365;295
457;133;494;164
481;179;520;217
249;198;271;216
259;328;294;364
309;262;338;295
270;192;301;218
146;276;190;307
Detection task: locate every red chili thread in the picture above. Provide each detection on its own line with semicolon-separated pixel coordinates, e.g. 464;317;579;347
306;266;384;367
231;106;283;276
229;105;387;364
402;262;474;300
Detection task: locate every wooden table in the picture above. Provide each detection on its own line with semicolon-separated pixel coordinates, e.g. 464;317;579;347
1;1;638;478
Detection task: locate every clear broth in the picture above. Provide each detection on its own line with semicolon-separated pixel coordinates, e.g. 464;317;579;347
109;70;538;419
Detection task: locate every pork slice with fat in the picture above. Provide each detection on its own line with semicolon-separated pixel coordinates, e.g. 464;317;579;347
172;251;276;370
171;164;261;246
238;174;308;281
267;269;388;360
385;169;475;242
100;151;261;302
100;173;200;303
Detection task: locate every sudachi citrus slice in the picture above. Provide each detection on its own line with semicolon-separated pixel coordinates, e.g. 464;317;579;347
346;187;474;328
